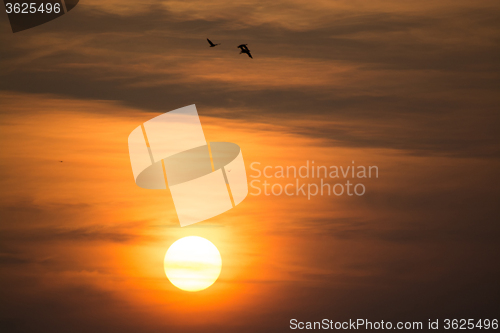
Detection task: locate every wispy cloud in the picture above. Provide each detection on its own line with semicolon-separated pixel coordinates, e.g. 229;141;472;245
1;1;499;331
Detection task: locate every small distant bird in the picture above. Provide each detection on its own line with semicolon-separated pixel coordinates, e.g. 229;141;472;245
60;161;63;162
237;44;253;59
207;38;220;47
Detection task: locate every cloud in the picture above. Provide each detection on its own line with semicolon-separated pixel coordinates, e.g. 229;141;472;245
0;200;154;244
1;1;499;158
1;2;500;332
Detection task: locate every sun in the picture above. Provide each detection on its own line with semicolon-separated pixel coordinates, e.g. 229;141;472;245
164;236;222;292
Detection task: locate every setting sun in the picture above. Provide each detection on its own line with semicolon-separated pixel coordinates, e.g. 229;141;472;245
2;0;499;330
164;236;222;292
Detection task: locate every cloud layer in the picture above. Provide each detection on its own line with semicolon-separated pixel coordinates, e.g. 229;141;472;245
1;1;499;332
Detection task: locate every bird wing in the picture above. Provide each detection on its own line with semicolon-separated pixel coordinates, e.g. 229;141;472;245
207;38;215;46
247;51;253;59
237;44;248;49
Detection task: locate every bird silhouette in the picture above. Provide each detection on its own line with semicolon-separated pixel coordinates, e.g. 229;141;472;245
237;44;253;59
207;38;220;47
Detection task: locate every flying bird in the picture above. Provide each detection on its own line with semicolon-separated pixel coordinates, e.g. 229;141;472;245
207;38;220;47
237;44;253;59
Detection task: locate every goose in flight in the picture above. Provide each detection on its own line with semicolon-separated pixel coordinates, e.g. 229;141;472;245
237;44;253;59
207;38;220;47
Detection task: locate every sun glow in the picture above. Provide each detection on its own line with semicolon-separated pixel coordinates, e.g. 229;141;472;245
164;236;222;292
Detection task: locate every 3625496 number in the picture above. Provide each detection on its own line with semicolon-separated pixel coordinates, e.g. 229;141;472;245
5;2;62;14
444;319;499;330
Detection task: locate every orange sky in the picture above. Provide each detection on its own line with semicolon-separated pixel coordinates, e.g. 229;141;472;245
1;90;499;331
1;1;499;332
